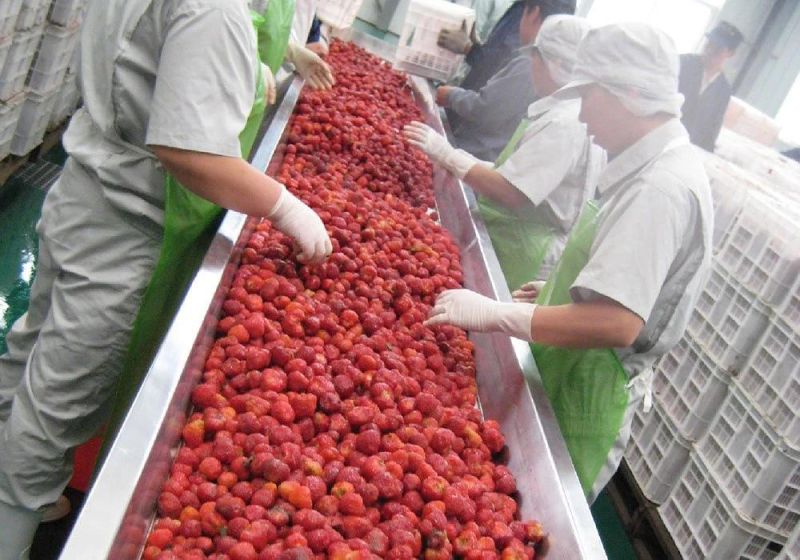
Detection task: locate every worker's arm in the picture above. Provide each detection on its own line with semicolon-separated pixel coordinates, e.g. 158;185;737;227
531;299;644;348
425;288;643;348
151;146;281;216
152;146;332;264
463;165;529;208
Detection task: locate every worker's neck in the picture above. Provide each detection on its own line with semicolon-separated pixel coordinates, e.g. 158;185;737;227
609;114;673;158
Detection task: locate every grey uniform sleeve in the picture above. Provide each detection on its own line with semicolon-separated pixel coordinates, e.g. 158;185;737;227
146;3;257;157
447;54;533;126
571;181;692;321
496;119;580;206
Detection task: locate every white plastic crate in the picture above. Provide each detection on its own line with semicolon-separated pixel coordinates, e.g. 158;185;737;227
698;382;800;537
778;523;800;560
15;0;50;31
653;338;730;440
0;27;42;100
0;91;25;159
625;401;692;504
685;284;771;376
716;191;800;308
47;68;78;129
395;0;475;82
47;0;86;26
316;0;364;29
701;151;751;250
659;453;787;560
0;0;23;36
26;21;79;93
0;34;12;76
738;318;800;449
776;287;800;334
10;84;58;155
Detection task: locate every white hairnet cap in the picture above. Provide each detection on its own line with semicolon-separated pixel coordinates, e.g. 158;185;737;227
533;15;591;88
556;22;684;117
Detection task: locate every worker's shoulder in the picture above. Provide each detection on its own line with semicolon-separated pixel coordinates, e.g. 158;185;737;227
164;0;250;20
640;146;710;207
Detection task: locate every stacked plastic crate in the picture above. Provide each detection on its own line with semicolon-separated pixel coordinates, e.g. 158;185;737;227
395;0;475;82
0;0;27;159
10;0;84;156
625;148;800;559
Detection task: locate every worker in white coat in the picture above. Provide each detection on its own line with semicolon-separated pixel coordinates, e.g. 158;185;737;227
404;15;603;289
0;1;331;557
426;23;713;502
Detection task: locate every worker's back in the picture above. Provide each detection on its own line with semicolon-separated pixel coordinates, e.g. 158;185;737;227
65;0;257;229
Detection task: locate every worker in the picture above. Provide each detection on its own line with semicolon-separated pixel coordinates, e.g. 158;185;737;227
679;21;744;152
443;0;515;59
254;0;335;91
426;23;713;502
438;0;576;161
404;15;602;290
0;0;332;556
439;1;523;92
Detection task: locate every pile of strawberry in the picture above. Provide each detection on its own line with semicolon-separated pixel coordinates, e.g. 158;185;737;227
143;41;544;560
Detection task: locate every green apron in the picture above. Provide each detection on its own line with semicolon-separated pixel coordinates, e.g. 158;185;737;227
252;0;296;73
478;118;555;291
530;201;629;495
100;56;269;463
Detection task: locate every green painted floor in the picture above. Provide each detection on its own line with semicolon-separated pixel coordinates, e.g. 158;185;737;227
593;489;638;559
0;162;61;353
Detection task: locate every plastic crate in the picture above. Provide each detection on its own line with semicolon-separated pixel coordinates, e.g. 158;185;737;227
778;523;800;560
625;401;692;504
776;286;800;334
698;382;800;537
738;318;800;449
47;0;86;26
26;21;79;93
701;151;750;250
0;27;42;100
685;283;771;376
10;84;58;155
47;68;78;129
0;34;12;76
0;91;25;159
316;0;364;29
0;0;23;36
653;338;730;440
15;0;49;31
395;0;475;82
716;191;800;308
659;453;787;560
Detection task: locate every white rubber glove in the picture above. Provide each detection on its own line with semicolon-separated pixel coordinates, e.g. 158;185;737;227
425;289;536;341
512;280;546;303
261;62;277;106
268;185;332;264
285;41;335;90
402;121;478;180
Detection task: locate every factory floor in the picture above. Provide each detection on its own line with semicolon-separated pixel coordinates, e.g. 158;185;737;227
0;147;638;560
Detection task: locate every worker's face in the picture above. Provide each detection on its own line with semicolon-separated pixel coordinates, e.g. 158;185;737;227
578;84;631;154
531;51;558;97
519;6;543;45
702;40;734;68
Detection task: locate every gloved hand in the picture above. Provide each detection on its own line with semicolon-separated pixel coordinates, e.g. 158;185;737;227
437;20;475;55
425;289;536;341
512;280;546;303
402;121;478;179
268;185;332;264
261;62;277;106
286;42;335;90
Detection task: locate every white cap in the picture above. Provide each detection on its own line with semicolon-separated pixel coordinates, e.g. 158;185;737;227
533;15;591;88
556;22;684;117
